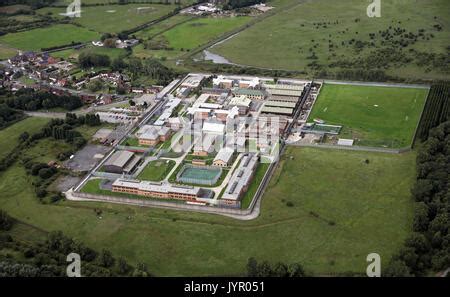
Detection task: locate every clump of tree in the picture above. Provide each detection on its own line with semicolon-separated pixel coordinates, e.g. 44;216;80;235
4;88;83;111
78;52;111;68
0;229;147;277
120;57;177;85
246;257;306;277
0;103;24;129
0;209;13;231
384;121;450;276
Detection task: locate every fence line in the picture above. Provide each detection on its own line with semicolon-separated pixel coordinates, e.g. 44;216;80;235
288;142;411;154
71;191;255;217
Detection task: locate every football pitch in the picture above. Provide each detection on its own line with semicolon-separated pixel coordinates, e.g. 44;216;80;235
307;83;428;148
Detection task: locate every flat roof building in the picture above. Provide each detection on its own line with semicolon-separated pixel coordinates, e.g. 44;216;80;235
221;153;259;207
112;179;212;201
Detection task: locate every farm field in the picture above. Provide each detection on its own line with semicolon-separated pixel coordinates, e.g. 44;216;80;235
211;0;450;80
307;83;428;148
0;43;18;60
37;4;179;33
0;128;416;276
138;159;176;181
51;45;127;61
133;16;251;60
0;24;100;51
0;117;49;160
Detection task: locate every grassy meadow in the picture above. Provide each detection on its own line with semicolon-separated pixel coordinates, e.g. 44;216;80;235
0;24;100;51
37;4;178;33
212;0;450;80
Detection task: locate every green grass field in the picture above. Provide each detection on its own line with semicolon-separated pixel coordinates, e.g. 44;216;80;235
0;117;49;160
307;83;428;147
0;24;100;51
37;4;178;33
212;0;450;80
137;159;176;181
0;121;416;277
134;16;251;60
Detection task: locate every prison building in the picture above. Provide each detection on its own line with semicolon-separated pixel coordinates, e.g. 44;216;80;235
220;153;259;207
213;75;234;89
228;95;252;115
112;179;212;201
136;125;171;146
103;150;140;174
232;88;266;100
264;100;297;109
260;106;294;116
212;147;234;167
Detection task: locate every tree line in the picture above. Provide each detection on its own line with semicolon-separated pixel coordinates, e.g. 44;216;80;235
384;121;449;276
3;88;83;111
416;83;450;142
246;258;306;277
0;103;25;130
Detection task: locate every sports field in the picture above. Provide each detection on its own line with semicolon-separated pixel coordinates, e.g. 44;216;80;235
307;83;428;148
0;24;100;51
37;4;178;33
211;0;450;80
137;159;176;182
0;145;415;275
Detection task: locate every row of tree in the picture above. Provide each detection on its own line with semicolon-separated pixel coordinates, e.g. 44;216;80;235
385;121;449;276
416;83;450;141
3;88;83;111
246;258;306;277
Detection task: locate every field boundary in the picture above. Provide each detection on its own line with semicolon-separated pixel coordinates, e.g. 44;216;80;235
67;189;259;220
288;142;412;154
320;79;431;89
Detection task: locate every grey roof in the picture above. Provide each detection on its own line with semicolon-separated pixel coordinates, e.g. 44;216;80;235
222;153;258;201
105;150;135;168
213;147;234;164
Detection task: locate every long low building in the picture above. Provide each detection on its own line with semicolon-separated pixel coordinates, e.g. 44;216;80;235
103;150;140;174
264;100;297;108
220;153;259;207
112;179;212;201
260;106;294;116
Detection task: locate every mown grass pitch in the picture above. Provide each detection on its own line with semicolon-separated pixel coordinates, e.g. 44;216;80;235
307;83;428;148
0;24;99;51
